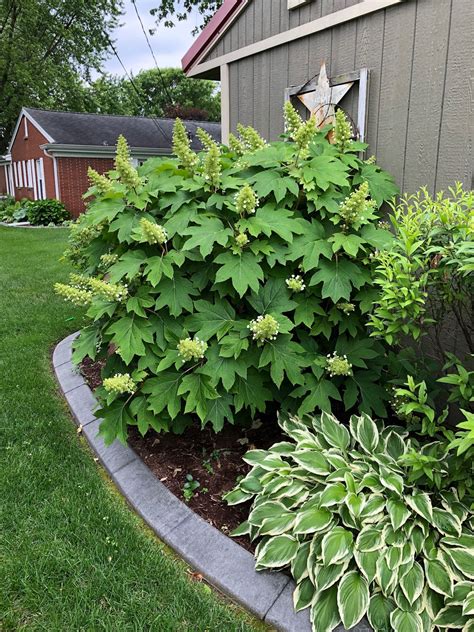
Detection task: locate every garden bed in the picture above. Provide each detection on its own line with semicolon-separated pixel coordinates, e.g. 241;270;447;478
81;357;284;552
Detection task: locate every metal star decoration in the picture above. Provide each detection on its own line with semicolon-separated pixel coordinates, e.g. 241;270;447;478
296;62;354;128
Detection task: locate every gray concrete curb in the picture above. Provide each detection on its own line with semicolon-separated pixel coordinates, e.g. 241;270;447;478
53;333;371;632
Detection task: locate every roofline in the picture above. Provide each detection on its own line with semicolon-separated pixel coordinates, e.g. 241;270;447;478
40;144;172;158
8;108;55;153
182;0;249;74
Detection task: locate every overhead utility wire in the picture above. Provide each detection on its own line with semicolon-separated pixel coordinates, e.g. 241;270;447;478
131;0;175;107
105;34;172;142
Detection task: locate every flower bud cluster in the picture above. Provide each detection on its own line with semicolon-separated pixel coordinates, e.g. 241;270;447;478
87;167;113;195
286;274;306;292
236;124;267;152
103;373;136;395
177;337;208;362
235;232;249;248
172;118;198;171
100;253;119;268
54;282;92;306
283;101;303;140
365;155;376;165
326;352;352;377
115;135;142;188
202;143;221;188
248;314;279;343
336;302;355;315
295;116;317;153
88;277;128;302
228;133;245;156
235;184;258;215
334;109;353;151
196;127;216;151
140;218;168;245
339;182;375;226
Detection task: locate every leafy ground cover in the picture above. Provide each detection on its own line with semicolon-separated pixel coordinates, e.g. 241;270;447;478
0;226;265;632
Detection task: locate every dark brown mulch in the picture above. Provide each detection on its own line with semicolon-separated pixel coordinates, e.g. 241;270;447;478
80;359;285;552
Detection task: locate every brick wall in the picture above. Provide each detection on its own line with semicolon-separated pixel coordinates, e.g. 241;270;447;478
10;115;56;201
57;157;114;218
0;166;7;196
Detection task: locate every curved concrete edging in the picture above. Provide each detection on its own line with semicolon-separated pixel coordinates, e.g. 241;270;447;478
53;333;371;632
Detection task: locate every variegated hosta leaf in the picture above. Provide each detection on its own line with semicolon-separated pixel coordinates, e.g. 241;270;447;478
319;412;350;451
293;576;315;612
463;590;474;616
291;540;310;583
379;467;404;496
386;498;411;531
400;561;424;605
354;548;379;583
337;571;369;628
319;483;346;507
359;494;386;520
351;413;379;453
293;507;333;535
390;608;423;632
356;525;385;552
256;534;299;568
444;547;474;579
292;450;330;475
321;527;353;565
431;507;462;537
248;500;289;527
259;511;296;536
433;604;469;628
424;558;454;597
376;555;398;596
316;561;349;592
442;533;474;549
384;430;406;460
393;587;424;614
405;492;433;522
311;586;340;632
449;580;473;604
243;449;288;471
367;592;396;632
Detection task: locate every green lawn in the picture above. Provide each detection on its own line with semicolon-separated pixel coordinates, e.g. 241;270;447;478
0;226;264;631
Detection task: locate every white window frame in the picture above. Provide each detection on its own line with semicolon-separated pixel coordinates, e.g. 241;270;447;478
22;161;27;187
24;117;28;139
18;161;23;188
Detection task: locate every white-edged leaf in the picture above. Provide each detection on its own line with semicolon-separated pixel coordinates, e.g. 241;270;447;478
321;527;353;565
376;555;398;596
431;507;462;537
356;413;379;453
337;571;369;628
386;498;411;531
463;591;474;616
400;561;424;605
360;494;386;520
249;501;290;527
405;492;433;522
292;450;330;475
316;562;349;591
259;511;296;536
356;526;385;552
433;604;468;628
354;548;379;583
294;507;333;535
390;608;423;632
293;577;315;612
319;483;347;507
444;548;474;579
424;559;453;597
368;593;396;632
319;412;350;450
311;586;341;632
256;535;299;568
379;468;404;496
291;540;311;583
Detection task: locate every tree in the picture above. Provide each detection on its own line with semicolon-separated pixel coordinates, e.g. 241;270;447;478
0;0;122;152
150;0;223;35
84;68;221;122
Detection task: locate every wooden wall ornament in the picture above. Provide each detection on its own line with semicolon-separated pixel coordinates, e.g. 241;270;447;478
285;62;370;142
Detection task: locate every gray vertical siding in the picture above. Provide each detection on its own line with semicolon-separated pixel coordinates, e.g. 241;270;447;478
203;0;472;193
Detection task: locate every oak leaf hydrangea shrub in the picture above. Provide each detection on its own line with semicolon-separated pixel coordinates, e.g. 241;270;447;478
58;109;399;444
226;412;474;632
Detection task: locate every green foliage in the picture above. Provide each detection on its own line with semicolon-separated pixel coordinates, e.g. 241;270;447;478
369;183;473;355
226;412;474;632
0;0;122;151
150;1;223;34
83;68;221;122
0;196;27;223
25;199;70;226
60;109;400;443
182;473;201;501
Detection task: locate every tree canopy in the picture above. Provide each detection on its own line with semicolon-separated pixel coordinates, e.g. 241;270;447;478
0;0;122;152
150;0;223;34
83;68;220;122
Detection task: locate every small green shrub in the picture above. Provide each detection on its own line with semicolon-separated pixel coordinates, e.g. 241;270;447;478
226;412;474;632
0;196;28;223
57;111;401;443
26;199;70;225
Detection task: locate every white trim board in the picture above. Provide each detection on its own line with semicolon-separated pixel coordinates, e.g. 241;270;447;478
8;108;55;153
188;0;406;77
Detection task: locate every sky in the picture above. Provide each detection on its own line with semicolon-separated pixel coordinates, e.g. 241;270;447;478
103;0;200;76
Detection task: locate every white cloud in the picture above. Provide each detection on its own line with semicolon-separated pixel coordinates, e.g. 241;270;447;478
104;0;200;76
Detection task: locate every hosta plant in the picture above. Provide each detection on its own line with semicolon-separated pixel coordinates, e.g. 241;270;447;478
226;412;474;632
57;110;399;443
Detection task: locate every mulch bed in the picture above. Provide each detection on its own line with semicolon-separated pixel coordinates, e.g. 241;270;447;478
80;358;284;552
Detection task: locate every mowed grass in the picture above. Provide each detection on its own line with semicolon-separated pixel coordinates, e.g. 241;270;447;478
0;227;265;632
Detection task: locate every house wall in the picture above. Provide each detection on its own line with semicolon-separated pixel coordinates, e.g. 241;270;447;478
57;157;114;218
10;115;57;201
203;0;473;194
0;166;7;196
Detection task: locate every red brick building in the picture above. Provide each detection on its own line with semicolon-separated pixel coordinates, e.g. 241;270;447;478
0;108;220;217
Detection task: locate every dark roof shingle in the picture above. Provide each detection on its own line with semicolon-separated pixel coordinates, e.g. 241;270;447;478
24;108;220;149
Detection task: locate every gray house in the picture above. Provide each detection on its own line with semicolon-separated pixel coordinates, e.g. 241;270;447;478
183;0;473;194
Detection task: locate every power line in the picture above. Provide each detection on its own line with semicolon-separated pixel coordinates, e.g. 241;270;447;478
131;0;175;108
104;34;172;143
